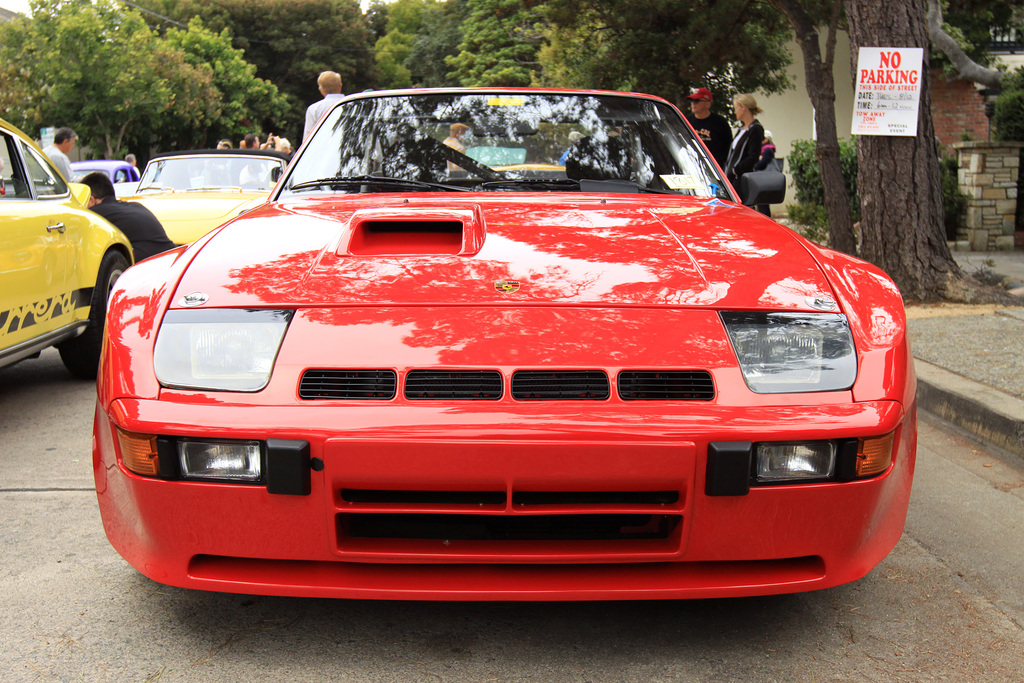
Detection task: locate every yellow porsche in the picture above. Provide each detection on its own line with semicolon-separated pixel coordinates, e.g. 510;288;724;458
125;149;291;245
0;117;133;378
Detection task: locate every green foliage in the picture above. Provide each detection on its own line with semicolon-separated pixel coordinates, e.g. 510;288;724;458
787;138;859;216
538;0;792;109
0;0;200;157
785;138;859;241
157;18;289;149
373;0;425;89
993;67;1024;142
933;1;1022;71
0;0;291;157
786;203;830;245
446;0;548;86
787;138;970;243
407;0;469;86
940;152;968;240
365;0;391;39
376;31;417;88
374;0;467;88
146;0;375;143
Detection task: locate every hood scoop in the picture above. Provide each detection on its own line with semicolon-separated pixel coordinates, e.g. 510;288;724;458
342;205;486;256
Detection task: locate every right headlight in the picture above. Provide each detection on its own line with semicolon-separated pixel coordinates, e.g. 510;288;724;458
154;308;293;392
720;311;857;393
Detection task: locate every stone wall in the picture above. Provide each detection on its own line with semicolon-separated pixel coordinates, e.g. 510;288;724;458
952;141;1024;251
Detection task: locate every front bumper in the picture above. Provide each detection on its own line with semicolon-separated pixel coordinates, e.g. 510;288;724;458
94;396;916;600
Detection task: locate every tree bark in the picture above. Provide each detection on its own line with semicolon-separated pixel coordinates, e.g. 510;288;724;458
769;0;857;256
844;0;959;303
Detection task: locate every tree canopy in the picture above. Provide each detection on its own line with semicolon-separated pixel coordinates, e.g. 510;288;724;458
539;0;793;109
0;0;286;158
446;0;549;86
144;0;376;144
373;0;468;88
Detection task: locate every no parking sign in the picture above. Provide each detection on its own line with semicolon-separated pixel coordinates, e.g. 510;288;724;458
852;47;924;136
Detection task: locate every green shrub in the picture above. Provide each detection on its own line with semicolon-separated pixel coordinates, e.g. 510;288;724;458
786;203;829;244
994;68;1024;142
787;137;969;244
940;153;968;240
785;137;859;239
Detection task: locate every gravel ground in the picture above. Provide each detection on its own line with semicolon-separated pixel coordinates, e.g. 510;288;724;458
907;307;1024;400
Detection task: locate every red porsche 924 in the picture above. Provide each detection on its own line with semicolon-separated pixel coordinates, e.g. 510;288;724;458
93;88;916;600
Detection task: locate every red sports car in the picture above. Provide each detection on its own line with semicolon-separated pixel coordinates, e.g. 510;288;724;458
94;88;916;600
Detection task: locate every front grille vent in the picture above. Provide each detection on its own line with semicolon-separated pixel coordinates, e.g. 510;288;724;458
618;371;715;400
299;369;396;399
511;370;610;400
405;370;503;400
299;368;713;401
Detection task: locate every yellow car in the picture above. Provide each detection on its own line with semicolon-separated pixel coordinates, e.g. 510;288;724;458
125;149;290;245
0;117;134;378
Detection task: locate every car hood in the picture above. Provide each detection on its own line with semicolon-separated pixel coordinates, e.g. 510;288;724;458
171;194;836;311
128;191;269;245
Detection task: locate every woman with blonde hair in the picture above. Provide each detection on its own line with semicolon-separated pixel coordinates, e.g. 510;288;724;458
724;93;765;193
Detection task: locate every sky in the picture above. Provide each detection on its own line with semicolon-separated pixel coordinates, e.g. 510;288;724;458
0;0;30;14
0;0;381;13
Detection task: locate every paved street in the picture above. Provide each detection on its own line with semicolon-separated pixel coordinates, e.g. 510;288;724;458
2;349;1024;682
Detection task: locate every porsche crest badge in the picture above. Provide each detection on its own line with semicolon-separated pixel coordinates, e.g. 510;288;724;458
494;280;521;294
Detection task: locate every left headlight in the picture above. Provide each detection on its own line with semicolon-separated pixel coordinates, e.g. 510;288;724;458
720;311;857;393
154;308;293;391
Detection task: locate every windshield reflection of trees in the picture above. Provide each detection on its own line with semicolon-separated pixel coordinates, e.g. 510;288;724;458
288;93;722;193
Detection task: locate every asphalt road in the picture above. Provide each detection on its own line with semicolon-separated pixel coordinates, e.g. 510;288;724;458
2;349;1023;682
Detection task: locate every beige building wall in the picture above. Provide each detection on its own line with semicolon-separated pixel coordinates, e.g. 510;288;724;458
759;32;856;170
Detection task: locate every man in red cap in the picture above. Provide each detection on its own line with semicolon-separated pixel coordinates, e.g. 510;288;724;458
684;87;732;169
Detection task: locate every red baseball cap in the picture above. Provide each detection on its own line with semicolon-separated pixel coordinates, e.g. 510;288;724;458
686;87;713;102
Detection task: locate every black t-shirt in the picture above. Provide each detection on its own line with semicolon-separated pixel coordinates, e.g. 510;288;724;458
685;112;733;169
91;197;177;262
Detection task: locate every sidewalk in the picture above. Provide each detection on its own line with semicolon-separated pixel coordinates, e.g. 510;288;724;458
908;251;1024;462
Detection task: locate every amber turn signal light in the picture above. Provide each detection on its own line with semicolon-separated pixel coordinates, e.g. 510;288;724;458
856;432;895;477
116;428;160;476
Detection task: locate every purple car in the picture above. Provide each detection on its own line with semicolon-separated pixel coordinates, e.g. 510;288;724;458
71;160;141;196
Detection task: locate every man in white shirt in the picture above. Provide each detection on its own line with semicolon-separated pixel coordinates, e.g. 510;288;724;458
43;127;77;181
303;71;344;142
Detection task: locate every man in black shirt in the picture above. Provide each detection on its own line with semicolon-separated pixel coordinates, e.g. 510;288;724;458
684;87;733;170
80;172;177;262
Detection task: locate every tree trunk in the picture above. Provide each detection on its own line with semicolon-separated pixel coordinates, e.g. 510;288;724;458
844;0;959;302
771;0;857;256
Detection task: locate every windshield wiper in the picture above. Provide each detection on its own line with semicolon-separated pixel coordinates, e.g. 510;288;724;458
289;174;471;193
475;177;685;195
577;179;684;195
475;178;581;191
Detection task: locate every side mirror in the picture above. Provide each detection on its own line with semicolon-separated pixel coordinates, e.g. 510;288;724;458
738;171;786;206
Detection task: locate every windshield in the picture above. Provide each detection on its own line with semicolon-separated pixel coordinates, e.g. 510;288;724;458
137;156;285;193
282;91;729;198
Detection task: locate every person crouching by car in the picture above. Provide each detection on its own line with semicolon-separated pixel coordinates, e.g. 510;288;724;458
80;172;177;262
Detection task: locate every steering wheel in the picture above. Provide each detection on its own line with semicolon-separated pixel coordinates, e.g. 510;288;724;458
425;138;505;182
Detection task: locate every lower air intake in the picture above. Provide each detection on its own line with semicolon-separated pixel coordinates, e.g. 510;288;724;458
299;369;397;399
340;513;681;541
618;371;715;400
511;370;610;400
405;370;503;400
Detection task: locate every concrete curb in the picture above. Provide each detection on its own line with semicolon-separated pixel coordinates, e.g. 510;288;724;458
915;358;1024;464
